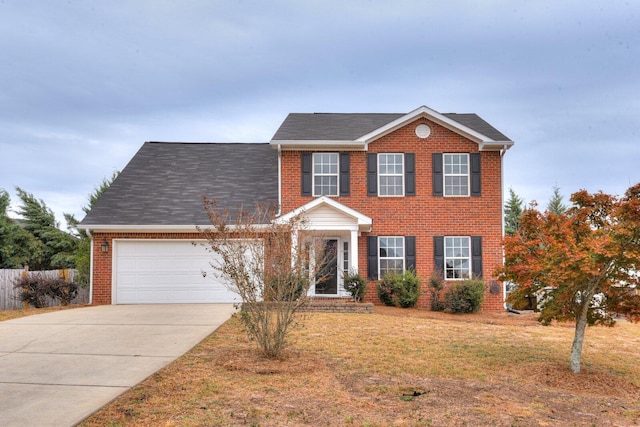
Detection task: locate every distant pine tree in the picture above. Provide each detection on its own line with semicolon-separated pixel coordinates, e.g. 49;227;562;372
547;186;567;215
504;187;524;236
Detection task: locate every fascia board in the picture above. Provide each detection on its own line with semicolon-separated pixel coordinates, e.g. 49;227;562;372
269;140;366;151
479;141;515;151
83;224;272;233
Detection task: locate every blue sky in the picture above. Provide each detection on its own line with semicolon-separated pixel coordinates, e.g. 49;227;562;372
1;1;638;227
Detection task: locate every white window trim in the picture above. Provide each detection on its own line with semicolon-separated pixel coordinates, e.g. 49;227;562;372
378;153;405;197
312;152;339;197
444;236;471;280
378;236;405;278
443;153;470;197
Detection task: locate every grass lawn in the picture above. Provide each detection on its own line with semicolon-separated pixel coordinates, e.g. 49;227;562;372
71;306;639;426
0;304;83;322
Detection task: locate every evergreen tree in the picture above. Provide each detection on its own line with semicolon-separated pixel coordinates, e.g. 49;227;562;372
0;189;43;268
66;172;118;284
504;187;524;236
547;185;567;215
15;187;78;270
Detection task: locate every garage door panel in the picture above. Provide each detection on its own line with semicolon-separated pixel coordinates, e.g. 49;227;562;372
114;240;240;304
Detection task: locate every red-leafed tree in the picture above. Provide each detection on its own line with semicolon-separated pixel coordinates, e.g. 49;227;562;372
498;183;640;373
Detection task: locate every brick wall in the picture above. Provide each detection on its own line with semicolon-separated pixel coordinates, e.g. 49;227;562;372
280;117;505;312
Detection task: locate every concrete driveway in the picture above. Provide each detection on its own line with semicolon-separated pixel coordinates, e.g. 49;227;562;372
0;304;236;427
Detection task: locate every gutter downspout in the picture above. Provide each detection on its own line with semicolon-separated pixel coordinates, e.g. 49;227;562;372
500;145;508;310
277;144;282;216
84;228;93;305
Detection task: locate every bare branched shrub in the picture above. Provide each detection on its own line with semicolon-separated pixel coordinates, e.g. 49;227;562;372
199;199;334;358
13;273;78;308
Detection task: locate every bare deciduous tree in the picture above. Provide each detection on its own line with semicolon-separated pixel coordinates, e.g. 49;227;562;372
199;199;334;358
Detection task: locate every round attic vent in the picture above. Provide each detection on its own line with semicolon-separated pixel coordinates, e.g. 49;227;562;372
415;124;431;138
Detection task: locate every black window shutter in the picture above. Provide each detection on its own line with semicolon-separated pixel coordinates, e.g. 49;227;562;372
367;236;378;280
432;153;443;197
339;152;350;196
434;236;444;273
471;236;483;277
470;153;481;197
404;153;416;196
301;153;312;196
405;236;416;271
367;153;378;196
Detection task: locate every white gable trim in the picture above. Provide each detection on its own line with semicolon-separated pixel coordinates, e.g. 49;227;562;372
277;196;372;233
357;105;506;148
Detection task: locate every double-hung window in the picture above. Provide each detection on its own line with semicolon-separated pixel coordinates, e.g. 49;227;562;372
443;154;469;196
313;153;339;196
378;153;404;196
444;236;471;279
379;236;405;276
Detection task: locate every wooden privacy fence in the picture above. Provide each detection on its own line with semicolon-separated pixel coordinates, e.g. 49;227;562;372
0;269;89;310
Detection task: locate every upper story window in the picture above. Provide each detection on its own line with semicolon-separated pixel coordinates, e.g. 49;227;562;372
379;236;405;277
378;154;404;196
444;153;469;196
444;236;470;279
313;153;339;196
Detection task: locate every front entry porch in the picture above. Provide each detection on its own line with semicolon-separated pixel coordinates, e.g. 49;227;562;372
279;196;373;300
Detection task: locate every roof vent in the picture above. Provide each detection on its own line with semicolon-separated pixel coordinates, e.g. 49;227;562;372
415;124;431;139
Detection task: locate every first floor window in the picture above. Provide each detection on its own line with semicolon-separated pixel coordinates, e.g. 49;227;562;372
313;153;338;196
379;236;404;276
444;153;469;196
444;236;470;279
343;241;349;273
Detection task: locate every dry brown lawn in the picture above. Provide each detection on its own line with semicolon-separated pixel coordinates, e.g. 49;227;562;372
0;304;84;322
73;306;640;426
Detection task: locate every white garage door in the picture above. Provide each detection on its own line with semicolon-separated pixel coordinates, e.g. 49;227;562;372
114;240;240;304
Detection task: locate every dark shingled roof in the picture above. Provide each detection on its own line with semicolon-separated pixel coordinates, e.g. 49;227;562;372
272;112;511;142
272;113;403;141
80;142;278;226
442;113;511;141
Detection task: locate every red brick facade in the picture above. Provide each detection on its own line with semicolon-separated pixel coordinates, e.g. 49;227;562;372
90;116;506;312
280;117;505;311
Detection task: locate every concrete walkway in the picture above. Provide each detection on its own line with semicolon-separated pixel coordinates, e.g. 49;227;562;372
0;304;236;427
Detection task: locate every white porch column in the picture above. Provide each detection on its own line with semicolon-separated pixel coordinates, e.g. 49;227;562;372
290;228;299;267
349;228;359;273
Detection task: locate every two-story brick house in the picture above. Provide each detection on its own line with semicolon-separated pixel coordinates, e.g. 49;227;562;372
80;105;513;310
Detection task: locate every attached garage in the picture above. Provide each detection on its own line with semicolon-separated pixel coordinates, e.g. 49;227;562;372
113;240;240;304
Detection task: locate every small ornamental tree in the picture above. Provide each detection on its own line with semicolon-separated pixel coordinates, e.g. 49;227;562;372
199;199;333;358
497;183;640;373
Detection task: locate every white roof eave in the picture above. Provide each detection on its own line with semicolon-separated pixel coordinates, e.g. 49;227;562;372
270;140;367;151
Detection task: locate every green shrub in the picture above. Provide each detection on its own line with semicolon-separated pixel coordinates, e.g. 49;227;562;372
376;270;421;308
343;270;367;302
13;274;79;308
444;278;485;313
429;271;446;312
